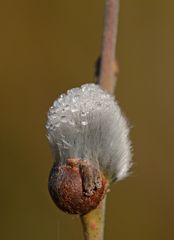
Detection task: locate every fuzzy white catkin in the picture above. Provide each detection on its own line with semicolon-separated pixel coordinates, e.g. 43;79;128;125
46;83;132;181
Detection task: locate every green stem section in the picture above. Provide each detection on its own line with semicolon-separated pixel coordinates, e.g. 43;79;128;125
80;197;106;240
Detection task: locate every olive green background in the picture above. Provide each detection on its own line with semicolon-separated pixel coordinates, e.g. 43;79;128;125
1;0;174;239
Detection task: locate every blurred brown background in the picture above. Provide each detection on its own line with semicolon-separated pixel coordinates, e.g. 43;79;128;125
0;0;174;239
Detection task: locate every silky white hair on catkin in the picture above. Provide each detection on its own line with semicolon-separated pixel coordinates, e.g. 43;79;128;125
46;84;132;181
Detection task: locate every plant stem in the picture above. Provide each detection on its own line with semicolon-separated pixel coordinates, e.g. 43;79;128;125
80;197;106;240
80;1;119;239
97;0;120;94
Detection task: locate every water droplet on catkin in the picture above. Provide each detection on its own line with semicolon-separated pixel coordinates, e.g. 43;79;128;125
81;111;87;117
81;121;88;126
71;107;78;113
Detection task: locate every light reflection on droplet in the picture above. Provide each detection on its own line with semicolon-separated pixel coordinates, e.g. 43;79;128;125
81;121;88;126
81;111;87;117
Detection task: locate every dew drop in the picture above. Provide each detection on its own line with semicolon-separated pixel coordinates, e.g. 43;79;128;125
81;111;87;117
82;85;88;92
72;98;76;103
60;94;65;99
55;123;60;128
53;101;59;107
71;107;78;113
81;121;88;126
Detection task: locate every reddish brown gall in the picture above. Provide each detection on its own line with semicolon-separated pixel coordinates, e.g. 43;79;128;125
48;159;108;215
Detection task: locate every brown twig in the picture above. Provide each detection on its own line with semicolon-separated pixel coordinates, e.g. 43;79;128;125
97;0;120;94
80;1;120;239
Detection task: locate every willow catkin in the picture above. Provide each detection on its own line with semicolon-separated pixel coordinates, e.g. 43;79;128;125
46;83;132;182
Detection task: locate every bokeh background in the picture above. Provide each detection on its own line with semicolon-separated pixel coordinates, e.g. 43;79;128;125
1;0;174;239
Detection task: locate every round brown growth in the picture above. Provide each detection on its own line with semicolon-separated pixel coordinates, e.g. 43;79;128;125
48;159;108;215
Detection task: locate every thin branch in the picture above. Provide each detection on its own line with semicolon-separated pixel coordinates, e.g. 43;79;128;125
80;197;106;240
97;0;120;94
80;1;120;239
